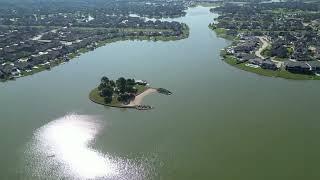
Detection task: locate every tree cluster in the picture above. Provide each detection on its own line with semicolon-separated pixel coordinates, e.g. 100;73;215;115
270;42;289;58
98;76;138;104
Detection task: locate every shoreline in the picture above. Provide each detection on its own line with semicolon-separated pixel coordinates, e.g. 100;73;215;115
125;88;158;107
222;54;320;80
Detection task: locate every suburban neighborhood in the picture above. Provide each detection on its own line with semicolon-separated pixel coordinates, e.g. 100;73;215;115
210;1;320;79
0;0;190;80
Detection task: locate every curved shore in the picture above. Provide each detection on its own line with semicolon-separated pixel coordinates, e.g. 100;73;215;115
126;88;158;107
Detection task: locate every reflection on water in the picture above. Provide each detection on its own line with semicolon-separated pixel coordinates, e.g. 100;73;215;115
24;114;157;179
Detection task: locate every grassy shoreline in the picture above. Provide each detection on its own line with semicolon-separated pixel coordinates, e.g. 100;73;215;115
209;26;236;41
89;88;129;108
223;54;320;80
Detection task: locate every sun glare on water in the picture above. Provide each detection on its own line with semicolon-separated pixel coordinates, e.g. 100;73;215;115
24;114;157;180
24;114;119;179
36;114;118;179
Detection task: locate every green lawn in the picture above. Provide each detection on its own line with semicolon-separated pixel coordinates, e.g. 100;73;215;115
209;27;235;40
89;88;122;107
273;57;288;62
135;84;149;94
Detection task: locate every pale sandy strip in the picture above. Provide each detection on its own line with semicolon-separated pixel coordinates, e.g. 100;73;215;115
126;88;157;106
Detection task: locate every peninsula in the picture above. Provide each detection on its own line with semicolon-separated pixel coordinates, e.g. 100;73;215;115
89;76;172;110
210;1;320;80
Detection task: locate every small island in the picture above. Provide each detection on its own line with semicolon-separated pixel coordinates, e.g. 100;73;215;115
89;76;171;110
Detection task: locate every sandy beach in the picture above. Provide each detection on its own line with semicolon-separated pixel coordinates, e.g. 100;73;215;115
127;88;157;106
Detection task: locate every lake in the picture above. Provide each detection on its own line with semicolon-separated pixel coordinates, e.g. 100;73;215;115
0;6;319;180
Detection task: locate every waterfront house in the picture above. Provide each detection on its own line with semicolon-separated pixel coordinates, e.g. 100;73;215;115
284;61;311;74
306;61;320;73
235;53;255;63
226;47;235;55
261;60;277;70
248;58;264;66
15;62;32;71
234;44;256;53
0;70;4;79
0;64;20;76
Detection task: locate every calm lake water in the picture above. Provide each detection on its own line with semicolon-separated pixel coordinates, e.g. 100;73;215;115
0;6;319;180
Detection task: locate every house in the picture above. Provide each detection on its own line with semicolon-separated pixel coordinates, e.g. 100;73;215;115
306;61;320;73
226;47;234;55
235;53;256;63
292;52;310;61
0;64;20;76
284;61;311;74
261;60;277;70
0;70;4;79
314;49;320;60
15;62;32;71
248;58;264;66
11;68;21;76
234;44;255;53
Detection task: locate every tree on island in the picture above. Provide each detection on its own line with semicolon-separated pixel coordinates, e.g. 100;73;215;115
116;77;126;93
109;80;116;87
117;93;135;104
96;76;144;104
104;96;113;104
101;76;109;84
98;83;107;90
98;77;115;103
101;86;113;97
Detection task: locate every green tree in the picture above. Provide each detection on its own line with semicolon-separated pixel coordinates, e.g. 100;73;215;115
125;85;136;93
116;77;127;93
98;83;106;90
101;76;109;84
116;77;126;87
101;86;113;97
109;80;116;87
104;96;112;104
127;78;135;86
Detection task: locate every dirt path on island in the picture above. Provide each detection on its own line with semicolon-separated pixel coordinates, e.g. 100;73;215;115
126;88;158;106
